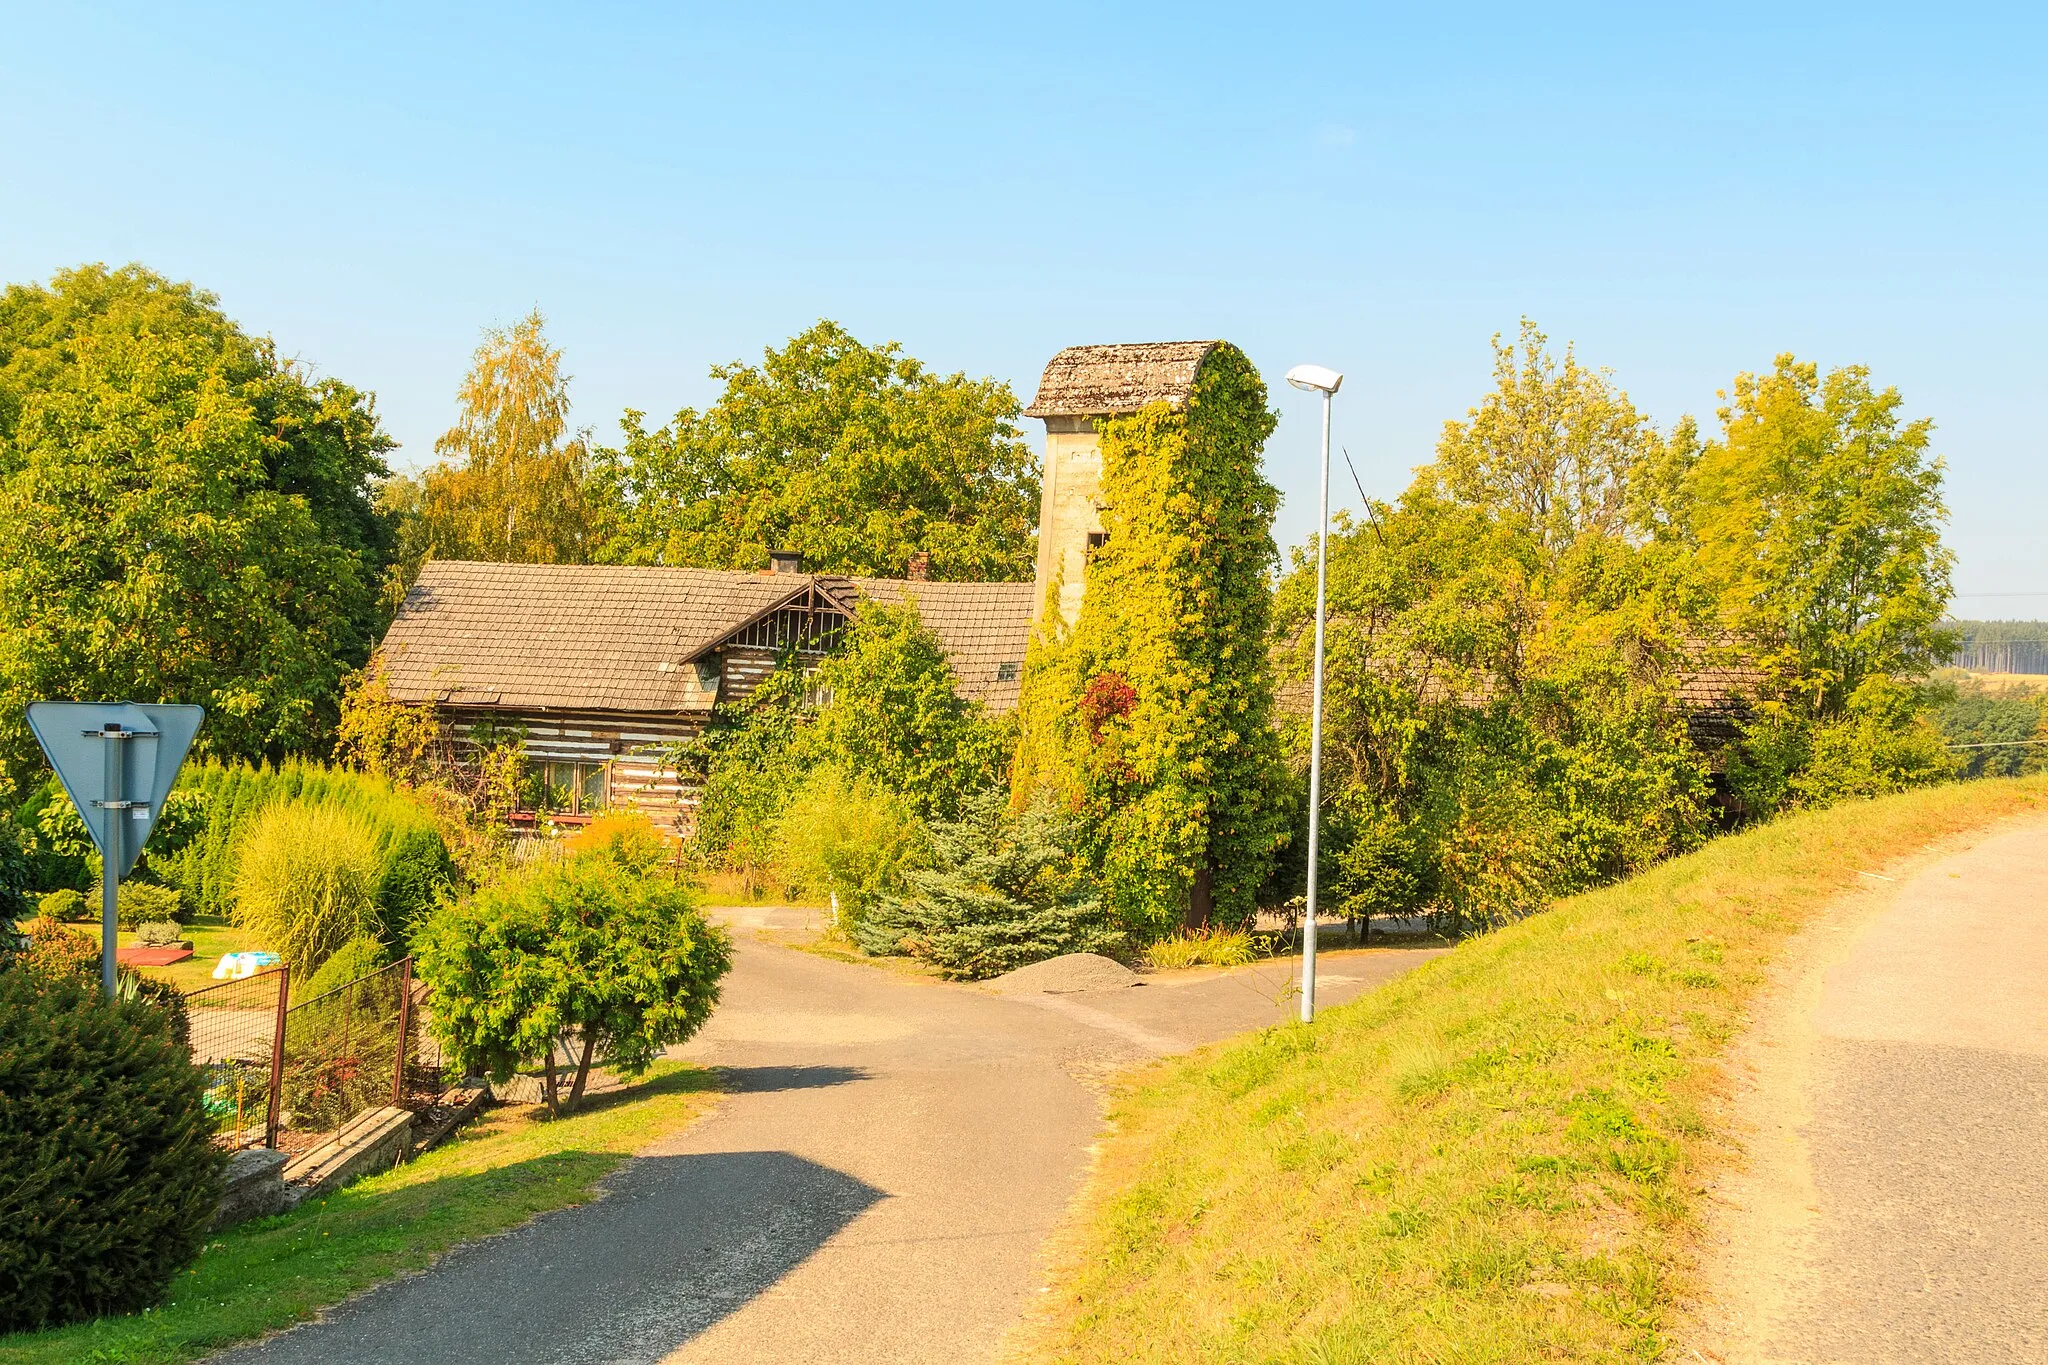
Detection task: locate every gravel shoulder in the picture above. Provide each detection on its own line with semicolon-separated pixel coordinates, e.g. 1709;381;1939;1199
1689;815;2048;1363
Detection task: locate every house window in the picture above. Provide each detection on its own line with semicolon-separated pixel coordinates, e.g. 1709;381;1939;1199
996;661;1021;683
1086;531;1109;555
531;760;608;815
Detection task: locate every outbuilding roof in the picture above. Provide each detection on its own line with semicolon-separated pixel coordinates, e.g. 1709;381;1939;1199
377;560;1036;715
1022;341;1221;418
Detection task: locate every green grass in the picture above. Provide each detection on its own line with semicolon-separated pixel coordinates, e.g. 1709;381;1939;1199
1022;777;2048;1364
138;915;265;994
0;1063;722;1364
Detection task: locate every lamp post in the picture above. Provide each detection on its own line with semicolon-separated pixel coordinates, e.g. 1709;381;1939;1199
1284;363;1342;1023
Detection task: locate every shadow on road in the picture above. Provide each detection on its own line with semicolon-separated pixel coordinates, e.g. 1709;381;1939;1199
220;1149;886;1365
721;1063;870;1093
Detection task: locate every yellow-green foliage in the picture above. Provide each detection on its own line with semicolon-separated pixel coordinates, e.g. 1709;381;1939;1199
1145;926;1263;970
1027;777;2047;1363
231;801;383;975
1015;344;1289;937
774;764;925;926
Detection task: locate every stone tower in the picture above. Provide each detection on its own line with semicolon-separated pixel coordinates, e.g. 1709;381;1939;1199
1023;341;1221;626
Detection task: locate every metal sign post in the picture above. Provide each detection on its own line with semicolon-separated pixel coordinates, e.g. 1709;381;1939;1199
26;702;204;995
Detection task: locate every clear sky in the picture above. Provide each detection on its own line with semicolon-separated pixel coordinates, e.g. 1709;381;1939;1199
4;3;2042;613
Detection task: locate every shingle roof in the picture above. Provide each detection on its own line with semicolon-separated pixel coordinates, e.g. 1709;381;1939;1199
854;578;1038;711
1023;341;1221;418
379;560;1037;714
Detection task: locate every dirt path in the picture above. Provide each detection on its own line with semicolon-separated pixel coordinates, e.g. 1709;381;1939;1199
217;913;1441;1364
1692;816;2048;1363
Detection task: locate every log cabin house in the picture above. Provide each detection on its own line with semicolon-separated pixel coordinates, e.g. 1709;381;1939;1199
377;557;1035;832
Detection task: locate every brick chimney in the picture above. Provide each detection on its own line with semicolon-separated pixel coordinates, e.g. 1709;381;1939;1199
769;550;803;574
906;552;930;581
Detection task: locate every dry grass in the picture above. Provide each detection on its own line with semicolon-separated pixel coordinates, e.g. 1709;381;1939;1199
1017;778;2048;1364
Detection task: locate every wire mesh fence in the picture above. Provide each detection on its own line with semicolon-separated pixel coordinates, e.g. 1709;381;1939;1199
181;955;457;1156
182;966;289;1149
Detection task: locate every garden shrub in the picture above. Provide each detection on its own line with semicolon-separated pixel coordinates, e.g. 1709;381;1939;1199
0;808;29;924
303;933;391;997
232;800;383;975
857;789;1124;979
38;887;87;922
414;856;731;1114
117;879;184;930
157;761;455;930
0;968;223;1332
19;916;96;980
775;764;926;930
136;919;185;947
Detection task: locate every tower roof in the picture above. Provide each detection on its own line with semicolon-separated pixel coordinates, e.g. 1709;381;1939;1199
1023;341;1222;418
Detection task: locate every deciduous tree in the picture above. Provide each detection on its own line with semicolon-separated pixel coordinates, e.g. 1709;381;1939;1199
591;320;1038;579
413;309;596;568
0;264;395;790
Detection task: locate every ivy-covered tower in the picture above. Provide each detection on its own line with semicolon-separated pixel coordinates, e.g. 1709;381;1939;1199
1016;341;1288;932
1023;342;1221;625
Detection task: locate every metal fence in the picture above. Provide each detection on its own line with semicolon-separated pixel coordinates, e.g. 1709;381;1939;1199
183;955;455;1156
183;966;289;1149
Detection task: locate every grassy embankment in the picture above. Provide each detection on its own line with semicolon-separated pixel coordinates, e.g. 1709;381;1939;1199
1023;776;2048;1363
0;1063;721;1365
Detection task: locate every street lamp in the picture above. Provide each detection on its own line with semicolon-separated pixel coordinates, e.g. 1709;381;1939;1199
1284;362;1342;1023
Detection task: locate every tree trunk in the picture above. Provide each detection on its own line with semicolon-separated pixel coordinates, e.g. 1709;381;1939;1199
541;1046;560;1116
1185;867;1213;931
565;1029;598;1112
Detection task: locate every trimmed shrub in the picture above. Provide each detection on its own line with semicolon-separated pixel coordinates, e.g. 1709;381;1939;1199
38;888;88;922
0;968;224;1332
415;858;731;1114
858;790;1124;979
136;920;185;947
117;880;184;930
232;801;383;975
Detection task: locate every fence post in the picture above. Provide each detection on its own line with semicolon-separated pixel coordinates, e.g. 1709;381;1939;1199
392;955;414;1106
265;963;290;1149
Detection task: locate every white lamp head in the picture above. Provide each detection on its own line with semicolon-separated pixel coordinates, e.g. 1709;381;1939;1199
1285;363;1343;395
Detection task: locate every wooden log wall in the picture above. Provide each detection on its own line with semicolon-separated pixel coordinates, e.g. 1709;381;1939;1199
444;708;708;834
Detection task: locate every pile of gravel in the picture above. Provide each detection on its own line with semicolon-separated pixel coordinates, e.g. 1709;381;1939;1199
984;953;1138;995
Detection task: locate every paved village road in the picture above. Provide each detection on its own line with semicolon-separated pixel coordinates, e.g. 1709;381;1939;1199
1695;816;2048;1364
218;913;1444;1365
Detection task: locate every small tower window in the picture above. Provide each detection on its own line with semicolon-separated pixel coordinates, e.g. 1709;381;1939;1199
1085;531;1109;555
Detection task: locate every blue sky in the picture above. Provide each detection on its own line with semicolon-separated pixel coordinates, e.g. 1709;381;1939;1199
4;3;2042;612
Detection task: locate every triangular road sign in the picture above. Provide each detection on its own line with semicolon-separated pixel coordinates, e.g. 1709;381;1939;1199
26;702;205;879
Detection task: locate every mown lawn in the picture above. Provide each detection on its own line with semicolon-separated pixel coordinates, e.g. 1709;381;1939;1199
0;1063;722;1365
1021;777;2048;1364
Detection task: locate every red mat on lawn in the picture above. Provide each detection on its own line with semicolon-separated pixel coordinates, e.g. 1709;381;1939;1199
117;945;193;966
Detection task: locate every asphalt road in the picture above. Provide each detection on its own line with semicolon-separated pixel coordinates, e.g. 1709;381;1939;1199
217;915;1443;1364
1698;817;2048;1363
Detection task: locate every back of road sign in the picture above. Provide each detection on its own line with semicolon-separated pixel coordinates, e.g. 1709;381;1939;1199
26;702;204;878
